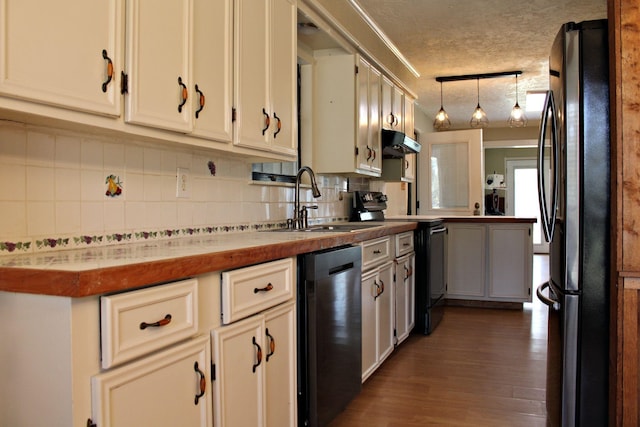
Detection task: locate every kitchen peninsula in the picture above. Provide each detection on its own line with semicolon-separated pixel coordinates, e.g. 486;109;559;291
389;215;537;306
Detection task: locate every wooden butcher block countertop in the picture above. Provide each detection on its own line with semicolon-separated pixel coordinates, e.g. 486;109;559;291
0;222;416;298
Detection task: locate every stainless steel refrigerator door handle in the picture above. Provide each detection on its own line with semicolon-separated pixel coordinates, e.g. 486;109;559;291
537;90;559;242
536;281;558;308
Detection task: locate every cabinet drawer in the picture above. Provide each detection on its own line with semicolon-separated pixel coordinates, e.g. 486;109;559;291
221;258;294;324
100;279;199;369
361;237;392;271
395;231;414;257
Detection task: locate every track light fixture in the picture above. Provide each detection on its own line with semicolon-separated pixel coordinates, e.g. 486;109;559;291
435;71;523;129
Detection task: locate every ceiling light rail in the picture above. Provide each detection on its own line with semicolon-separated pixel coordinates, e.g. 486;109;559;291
435;70;522;83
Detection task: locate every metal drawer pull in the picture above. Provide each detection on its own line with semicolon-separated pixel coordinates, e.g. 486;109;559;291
139;314;172;330
273;112;282;138
178;77;188;113
193;361;206;405
404;265;413;279
373;249;382;254
254;283;274;293
266;328;276;361
101;49;113;92
373;281;381;299
252;337;262;373
195;84;205;118
262;108;271;135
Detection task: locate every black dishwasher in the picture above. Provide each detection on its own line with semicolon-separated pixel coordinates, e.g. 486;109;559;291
297;245;362;427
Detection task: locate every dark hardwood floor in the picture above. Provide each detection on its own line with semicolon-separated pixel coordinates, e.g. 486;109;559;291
329;255;549;427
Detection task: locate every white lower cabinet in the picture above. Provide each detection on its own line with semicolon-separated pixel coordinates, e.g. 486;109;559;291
446;223;486;298
92;335;212;426
394;252;415;344
212;257;296;427
446;222;533;302
361;260;394;382
211;301;296;427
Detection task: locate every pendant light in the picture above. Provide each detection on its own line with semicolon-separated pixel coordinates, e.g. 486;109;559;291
470;78;489;128
433;81;451;131
508;74;528;127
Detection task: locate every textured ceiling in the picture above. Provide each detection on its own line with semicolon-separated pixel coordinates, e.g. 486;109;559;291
329;0;607;130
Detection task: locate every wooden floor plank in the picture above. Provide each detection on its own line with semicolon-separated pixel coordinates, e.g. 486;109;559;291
328;255;549;427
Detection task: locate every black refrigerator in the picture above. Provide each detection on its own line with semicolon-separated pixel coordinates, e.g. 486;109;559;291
535;20;610;427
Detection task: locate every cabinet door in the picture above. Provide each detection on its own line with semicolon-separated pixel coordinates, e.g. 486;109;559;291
377;261;395;364
269;0;297;156
264;302;297;427
92;335;211;427
361;270;378;381
381;77;403;131
395;253;415;344
234;0;270;151
488;224;533;301
212;315;266;427
368;66;382;173
405;154;416;181
0;0;122;116
125;0;193;132
191;0;233;143
404;95;415;137
356;57;371;172
447;223;486;298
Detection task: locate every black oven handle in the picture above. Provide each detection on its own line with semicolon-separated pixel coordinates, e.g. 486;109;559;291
429;226;447;235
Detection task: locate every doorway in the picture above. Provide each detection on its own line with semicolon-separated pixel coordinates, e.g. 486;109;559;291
506;158;549;253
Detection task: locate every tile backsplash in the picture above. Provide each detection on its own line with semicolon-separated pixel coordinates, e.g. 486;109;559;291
0;121;351;254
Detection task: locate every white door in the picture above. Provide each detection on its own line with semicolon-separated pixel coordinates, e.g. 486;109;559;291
506;158;549;253
417;129;484;216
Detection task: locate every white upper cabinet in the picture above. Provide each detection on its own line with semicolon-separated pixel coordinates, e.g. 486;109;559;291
124;0;193;133
234;0;297;157
191;0;233;142
312;52;381;177
404;94;415;137
0;0;123;116
381;76;403;131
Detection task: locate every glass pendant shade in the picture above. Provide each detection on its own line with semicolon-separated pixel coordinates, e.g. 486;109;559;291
433;82;451;130
508;75;527;127
469;79;489;128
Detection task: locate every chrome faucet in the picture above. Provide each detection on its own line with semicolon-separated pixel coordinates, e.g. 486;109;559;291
293;166;321;229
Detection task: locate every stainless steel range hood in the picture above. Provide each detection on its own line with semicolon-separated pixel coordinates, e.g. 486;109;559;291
381;129;421;157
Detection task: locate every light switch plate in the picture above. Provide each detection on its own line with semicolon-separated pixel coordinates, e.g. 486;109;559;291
176;168;191;198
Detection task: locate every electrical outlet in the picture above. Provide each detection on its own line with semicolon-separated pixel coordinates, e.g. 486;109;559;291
176;168;191;198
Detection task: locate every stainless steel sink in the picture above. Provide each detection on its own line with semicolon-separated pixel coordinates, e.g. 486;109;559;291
264;223;381;233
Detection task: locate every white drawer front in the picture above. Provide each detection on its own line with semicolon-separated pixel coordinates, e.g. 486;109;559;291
221;258;294;324
361;237;392;271
101;279;199;369
395;231;414;257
